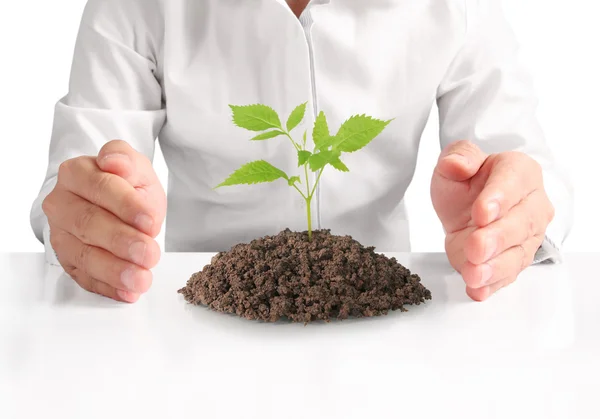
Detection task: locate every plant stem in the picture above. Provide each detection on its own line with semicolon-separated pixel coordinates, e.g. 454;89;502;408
284;132;301;151
303;162;313;239
291;183;307;199
284;127;315;241
309;167;325;199
305;197;312;241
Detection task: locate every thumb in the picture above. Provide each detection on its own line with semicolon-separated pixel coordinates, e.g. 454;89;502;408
96;140;156;188
435;140;488;182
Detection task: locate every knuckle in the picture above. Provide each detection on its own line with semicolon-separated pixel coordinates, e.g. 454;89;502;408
90;171;114;205
65;266;93;295
75;243;94;271
526;212;537;239
58;157;83;184
466;229;485;259
444;236;464;272
57;159;72;182
124;189;151;222
87;277;98;295
503;151;522;161
49;228;62;252
517;244;529;272
498;157;518;179
42;193;55;218
525;154;542;171
64;265;80;282
109;227;130;254
461;265;479;289
74;204;98;241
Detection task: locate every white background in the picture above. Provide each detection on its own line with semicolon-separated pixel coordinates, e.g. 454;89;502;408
0;0;598;253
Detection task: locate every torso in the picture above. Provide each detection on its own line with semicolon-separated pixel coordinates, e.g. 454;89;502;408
144;0;467;252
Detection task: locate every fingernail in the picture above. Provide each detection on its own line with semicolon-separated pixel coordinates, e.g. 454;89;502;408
101;153;129;163
135;213;154;232
129;241;147;266
121;268;137;291
487;200;500;223
480;263;493;285
484;236;497;261
117;289;139;303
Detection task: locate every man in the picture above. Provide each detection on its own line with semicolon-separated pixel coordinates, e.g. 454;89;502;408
32;0;573;304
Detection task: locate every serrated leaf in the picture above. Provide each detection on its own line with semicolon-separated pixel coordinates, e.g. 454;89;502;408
286;102;307;132
298;150;312;166
332;115;392;153
329;157;349;172
312;111;330;150
308;150;338;172
215;160;288;188
229;104;282;132
318;135;337;151
287;176;301;186
250;130;285;141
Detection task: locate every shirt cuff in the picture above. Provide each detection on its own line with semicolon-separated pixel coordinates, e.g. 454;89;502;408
43;223;62;266
533;235;562;265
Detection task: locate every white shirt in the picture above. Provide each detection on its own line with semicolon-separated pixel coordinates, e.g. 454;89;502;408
30;0;573;265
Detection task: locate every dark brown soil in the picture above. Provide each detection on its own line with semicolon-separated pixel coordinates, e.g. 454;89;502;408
178;229;431;323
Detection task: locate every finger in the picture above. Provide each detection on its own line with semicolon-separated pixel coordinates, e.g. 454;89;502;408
68;266;140;304
96;140;159;188
462;235;542;290
50;224;140;303
466;275;518;302
57;157;161;237
52;227;153;294
465;190;551;265
445;227;476;272
44;189;161;269
96;141;167;237
435;140;489;182
462;238;542;301
472;152;543;226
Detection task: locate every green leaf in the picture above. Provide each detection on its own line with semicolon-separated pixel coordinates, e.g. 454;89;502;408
250;130;285;141
287;176;301;186
329;157;349;172
332;115;392;153
297;150;312;166
312;111;331;150
318;135;337;151
302;130;307;147
308;150;338;172
229;104;282;132
286;102;307;132
215;160;288;188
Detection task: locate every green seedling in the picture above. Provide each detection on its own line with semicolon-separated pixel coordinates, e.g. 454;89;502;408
215;102;392;240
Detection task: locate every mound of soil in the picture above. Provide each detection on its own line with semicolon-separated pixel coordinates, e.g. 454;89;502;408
178;229;431;323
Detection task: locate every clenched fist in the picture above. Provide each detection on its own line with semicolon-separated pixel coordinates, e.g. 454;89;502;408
42;140;167;303
431;140;555;301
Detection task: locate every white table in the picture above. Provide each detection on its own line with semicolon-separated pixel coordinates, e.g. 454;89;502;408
1;252;598;419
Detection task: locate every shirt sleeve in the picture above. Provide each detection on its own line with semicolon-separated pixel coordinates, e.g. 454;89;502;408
29;0;167;265
436;0;574;264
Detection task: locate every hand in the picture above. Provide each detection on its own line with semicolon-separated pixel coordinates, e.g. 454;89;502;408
431;140;555;301
42;140;167;303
